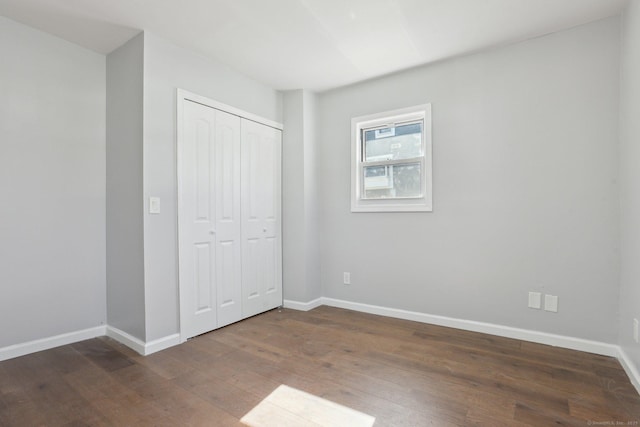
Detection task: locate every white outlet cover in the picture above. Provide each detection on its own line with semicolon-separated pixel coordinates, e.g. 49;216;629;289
544;294;558;313
343;272;351;285
634;319;639;343
149;197;161;214
528;292;542;309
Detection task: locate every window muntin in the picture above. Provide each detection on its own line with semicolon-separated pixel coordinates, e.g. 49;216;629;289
351;104;432;212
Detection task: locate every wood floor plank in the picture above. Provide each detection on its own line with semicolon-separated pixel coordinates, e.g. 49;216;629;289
173;369;264;419
0;306;638;426
71;340;136;373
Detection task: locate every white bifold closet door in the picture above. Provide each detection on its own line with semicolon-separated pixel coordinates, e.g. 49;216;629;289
180;100;242;338
241;119;282;318
179;98;282;341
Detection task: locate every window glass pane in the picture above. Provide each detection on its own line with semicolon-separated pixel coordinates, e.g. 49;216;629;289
363;122;422;162
363;162;422;199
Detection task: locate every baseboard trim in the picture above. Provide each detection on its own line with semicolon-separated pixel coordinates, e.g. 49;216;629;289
617;347;640;394
106;327;180;356
285;297;618;358
283;298;323;311
0;325;107;362
292;296;640;394
2;301;638;395
0;325;183;361
144;333;181;355
106;326;146;355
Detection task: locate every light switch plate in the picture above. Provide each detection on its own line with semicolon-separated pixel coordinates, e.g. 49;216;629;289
343;272;351;285
528;292;542;309
149;197;161;214
544;294;558;313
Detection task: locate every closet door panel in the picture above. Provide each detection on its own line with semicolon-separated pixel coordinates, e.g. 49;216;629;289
179;101;218;338
179;102;243;338
214;110;242;328
241;119;282;318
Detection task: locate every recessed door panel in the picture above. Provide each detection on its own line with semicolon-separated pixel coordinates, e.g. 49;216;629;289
262;134;276;221
219;124;235;222
218;242;235;307
264;237;276;295
194;243;213;313
195;120;212;221
246;131;260;221
217;239;241;328
245;238;260;299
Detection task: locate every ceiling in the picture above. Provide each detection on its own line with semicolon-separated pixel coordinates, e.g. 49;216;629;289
0;0;629;91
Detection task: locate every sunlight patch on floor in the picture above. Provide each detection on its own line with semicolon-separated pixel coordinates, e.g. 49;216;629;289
241;384;376;427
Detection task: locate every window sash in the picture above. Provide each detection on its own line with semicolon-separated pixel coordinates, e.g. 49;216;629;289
359;120;425;200
360;158;425;200
360;119;424;162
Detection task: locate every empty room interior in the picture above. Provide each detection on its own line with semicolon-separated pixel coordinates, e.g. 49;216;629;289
3;0;640;425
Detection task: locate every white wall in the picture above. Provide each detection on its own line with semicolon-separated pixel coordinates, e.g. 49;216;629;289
0;16;106;347
143;33;283;341
283;91;306;301
106;33;146;340
619;1;640;369
317;17;621;343
283;90;322;303
303;91;322;302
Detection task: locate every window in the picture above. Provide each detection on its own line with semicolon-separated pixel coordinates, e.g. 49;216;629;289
351;104;432;212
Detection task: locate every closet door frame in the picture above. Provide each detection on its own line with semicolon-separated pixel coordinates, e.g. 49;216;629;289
176;89;283;343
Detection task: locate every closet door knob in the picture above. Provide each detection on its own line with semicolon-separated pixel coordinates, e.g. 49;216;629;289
209;229;216;235
263;228;267;233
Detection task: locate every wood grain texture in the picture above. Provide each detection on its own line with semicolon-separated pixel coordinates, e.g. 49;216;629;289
0;306;638;426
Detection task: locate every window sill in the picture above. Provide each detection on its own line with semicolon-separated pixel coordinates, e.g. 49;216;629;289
351;201;433;213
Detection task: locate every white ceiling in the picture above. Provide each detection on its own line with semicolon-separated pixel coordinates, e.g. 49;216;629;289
0;0;629;91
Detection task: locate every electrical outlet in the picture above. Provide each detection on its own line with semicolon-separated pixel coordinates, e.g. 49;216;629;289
528;292;542;309
343;272;351;285
634;319;639;343
544;295;558;313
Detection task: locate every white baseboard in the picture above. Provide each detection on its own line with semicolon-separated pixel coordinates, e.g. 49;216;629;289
106;326;180;356
320;297;619;357
106;326;146;355
144;333;180;355
617;347;640;395
0;324;181;361
0;325;107;362
285;297;618;357
289;295;640;394
283;297;323;311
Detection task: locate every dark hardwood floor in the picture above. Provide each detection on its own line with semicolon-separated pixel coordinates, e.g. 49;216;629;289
1;306;639;426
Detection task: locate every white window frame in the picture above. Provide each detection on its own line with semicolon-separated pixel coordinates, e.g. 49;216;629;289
351;104;432;212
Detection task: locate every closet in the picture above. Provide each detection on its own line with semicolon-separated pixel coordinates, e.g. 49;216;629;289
177;91;282;340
